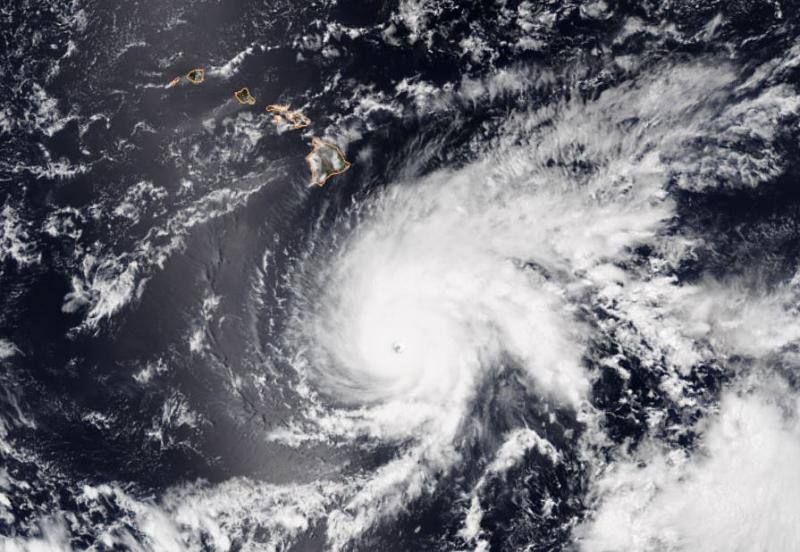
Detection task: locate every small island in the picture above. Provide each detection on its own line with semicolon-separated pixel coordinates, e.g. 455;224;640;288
235;87;256;105
166;76;181;88
266;104;311;130
287;111;311;129
186;68;205;84
306;137;352;187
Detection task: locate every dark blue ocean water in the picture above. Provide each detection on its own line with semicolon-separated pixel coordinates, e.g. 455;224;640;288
2;1;799;550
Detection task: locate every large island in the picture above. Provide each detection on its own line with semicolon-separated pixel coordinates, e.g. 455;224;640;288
305;137;351;187
266;104;311;130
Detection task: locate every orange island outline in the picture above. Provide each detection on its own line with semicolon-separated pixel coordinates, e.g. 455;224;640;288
186;68;205;84
234;87;256;105
167;71;352;186
306;137;352;188
266;104;311;130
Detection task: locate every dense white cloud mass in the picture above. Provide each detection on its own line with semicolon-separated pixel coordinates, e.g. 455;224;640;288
578;388;800;552
4;1;800;549
262;57;800;549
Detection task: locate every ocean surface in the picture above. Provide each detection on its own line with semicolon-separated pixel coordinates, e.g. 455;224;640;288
2;1;800;550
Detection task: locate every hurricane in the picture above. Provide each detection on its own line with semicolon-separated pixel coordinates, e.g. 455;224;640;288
2;1;800;551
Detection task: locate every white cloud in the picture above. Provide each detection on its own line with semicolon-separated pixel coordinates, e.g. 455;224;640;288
270;59;760;549
578;388;800;552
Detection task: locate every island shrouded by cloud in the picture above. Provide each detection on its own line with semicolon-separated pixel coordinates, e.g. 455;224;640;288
1;1;800;551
